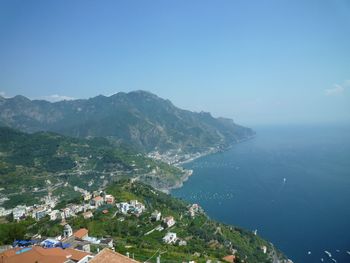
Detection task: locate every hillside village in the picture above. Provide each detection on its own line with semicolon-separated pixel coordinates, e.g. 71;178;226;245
0;180;292;263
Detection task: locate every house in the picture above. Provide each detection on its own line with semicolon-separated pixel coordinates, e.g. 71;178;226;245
68;204;84;214
188;203;201;217
63;224;73;238
91;196;104;208
151;210;161;221
62;207;74;219
83;192;92;201
222;255;236;263
82;211;93;219
74;228;89;240
12;205;26;221
162;232;177;244
163;216;175;228
89;248;139;263
104;194;115;204
0;246;92;263
33;206;47;221
49;210;61;221
118;202;130;214
132;204;145;216
179;240;187;246
100;238;114;248
130;201;145;216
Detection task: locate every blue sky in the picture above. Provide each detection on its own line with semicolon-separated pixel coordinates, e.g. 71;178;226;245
0;0;349;125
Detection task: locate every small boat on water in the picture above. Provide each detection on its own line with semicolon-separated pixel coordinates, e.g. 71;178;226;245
320;258;324;262
347;250;350;255
307;251;311;255
331;258;337;263
283;178;287;183
325;251;332;258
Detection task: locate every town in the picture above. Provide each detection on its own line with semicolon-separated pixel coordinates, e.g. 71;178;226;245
0;181;234;263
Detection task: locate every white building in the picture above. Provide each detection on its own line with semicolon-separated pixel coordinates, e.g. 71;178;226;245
104;194;115;204
62;207;74;219
49;210;61;221
118;202;130;214
179;240;187;246
63;224;73;238
163;232;177;244
33;206;47;221
12;205;26;221
163;216;175;228
151;210;161;221
83;192;92;201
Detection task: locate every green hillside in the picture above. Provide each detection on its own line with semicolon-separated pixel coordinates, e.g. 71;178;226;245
0;91;254;153
0;127;186;208
0;180;288;263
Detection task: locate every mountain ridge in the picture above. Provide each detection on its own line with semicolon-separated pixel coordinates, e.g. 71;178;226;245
0;91;254;153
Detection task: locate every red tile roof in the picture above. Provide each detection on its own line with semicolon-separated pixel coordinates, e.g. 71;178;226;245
0;246;90;263
93;196;103;201
74;228;89;239
89;248;139;263
222;254;236;263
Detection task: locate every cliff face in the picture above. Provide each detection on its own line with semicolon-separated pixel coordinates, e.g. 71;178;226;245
0;91;254;153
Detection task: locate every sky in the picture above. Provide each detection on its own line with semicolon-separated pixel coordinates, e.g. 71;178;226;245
0;0;349;126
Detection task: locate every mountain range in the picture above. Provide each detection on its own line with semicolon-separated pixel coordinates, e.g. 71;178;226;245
0;91;254;153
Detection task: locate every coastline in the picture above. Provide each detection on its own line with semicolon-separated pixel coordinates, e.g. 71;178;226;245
158;134;257;194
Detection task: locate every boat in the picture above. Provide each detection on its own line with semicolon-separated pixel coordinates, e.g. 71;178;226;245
331;258;337;263
307;251;311;255
325;251;332;258
320;258;324;262
347;251;350;255
283;178;286;183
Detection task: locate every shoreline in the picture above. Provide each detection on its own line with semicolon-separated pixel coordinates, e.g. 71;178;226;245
159;134;256;194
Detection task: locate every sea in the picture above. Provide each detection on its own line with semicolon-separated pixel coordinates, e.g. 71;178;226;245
172;124;350;263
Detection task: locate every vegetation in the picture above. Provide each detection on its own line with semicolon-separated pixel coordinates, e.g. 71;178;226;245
0;127;186;208
0;91;254;153
0;180;286;263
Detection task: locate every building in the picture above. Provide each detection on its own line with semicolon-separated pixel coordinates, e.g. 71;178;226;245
222;255;236;263
179;240;187;246
82;211;93;219
188;203;201;217
104;194;115;205
0;246;92;263
118;202;130;214
99;238;114;248
33;207;47;221
63;224;73;238
151;210;161;221
162;232;177;244
91;196;104;208
74;228;89;240
89;248;139;263
129;200;145;216
49;210;61;221
12;205;26;221
62;207;74;219
163;216;175;228
83;192;92;201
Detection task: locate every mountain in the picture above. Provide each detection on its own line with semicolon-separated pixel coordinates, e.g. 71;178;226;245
0;127;187;208
0;91;254;153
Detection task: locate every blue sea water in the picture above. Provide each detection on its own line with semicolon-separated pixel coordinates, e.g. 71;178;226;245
172;125;350;263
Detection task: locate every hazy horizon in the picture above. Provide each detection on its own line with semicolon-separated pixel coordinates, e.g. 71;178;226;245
1;0;349;126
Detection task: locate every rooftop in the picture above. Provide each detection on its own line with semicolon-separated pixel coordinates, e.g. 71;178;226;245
73;228;89;239
89;248;139;263
0;246;90;263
